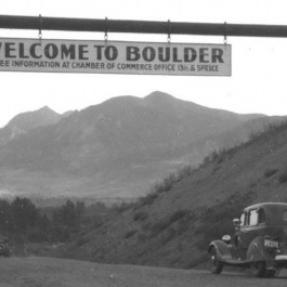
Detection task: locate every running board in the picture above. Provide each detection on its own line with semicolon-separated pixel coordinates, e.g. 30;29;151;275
220;259;250;267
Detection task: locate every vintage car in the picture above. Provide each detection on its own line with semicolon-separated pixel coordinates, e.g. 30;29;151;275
208;202;287;277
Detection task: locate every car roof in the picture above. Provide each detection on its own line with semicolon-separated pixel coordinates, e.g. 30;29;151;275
244;202;287;212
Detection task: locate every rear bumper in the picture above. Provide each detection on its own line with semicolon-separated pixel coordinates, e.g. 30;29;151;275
275;254;287;261
275;254;287;268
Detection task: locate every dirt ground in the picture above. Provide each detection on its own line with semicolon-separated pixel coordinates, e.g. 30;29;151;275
0;257;286;287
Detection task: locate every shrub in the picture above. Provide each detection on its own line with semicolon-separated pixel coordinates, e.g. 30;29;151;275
124;229;137;239
148;220;171;237
139;192;158;207
133;211;148;222
264;168;278;178
159;227;177;245
279;170;287;183
114;202;132;213
175;165;193;179
152;174;177;194
169;210;190;223
75;236;89;246
137;233;148;242
136;165;195;209
149;165;195;198
146;210;192;238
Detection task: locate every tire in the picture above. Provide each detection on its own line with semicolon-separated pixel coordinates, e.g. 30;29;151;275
3;249;10;257
250;262;266;277
209;247;223;274
265;268;279;278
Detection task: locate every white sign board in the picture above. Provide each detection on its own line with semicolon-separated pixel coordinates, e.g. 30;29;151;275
0;38;231;76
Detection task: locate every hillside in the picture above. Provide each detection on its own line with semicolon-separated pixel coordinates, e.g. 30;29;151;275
0;92;282;202
0;106;61;147
63;121;287;268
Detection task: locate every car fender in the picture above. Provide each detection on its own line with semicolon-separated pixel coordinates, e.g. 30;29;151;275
209;240;232;261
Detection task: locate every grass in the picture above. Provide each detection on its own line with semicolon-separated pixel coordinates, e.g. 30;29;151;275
264;168;278;178
124;230;137;239
133;211;148;221
278;170;287;183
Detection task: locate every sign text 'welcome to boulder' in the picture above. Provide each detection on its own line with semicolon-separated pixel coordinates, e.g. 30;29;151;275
0;38;231;76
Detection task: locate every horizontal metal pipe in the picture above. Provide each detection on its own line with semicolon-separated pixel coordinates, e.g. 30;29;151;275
0;15;287;38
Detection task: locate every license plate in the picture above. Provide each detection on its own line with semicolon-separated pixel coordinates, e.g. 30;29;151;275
264;239;279;248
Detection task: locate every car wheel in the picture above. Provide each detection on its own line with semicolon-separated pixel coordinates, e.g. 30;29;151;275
3;250;10;257
250;262;266;277
209;247;223;274
265;268;279;278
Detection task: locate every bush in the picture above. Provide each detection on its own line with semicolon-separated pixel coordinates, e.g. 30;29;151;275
139;193;158;206
159;227;177;245
137;165;195;208
264;168;278;178
148;220;171;237
124;230;137;239
114;202;132;213
169;210;190;223
146;210;192;238
279;170;287;183
152;174;177;194
75;236;89;246
133;211;148;222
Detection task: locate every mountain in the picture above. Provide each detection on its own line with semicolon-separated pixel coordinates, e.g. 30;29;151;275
0;92;284;202
0;106;61;146
64;120;287;268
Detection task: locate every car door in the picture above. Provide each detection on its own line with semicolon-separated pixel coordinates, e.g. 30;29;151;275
237;208;266;253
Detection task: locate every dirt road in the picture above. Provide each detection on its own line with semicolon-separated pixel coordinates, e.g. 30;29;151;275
0;257;286;287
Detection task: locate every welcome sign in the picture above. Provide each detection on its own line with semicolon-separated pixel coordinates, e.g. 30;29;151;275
0;38;231;76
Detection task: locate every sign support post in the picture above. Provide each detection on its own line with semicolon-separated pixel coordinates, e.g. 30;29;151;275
0;15;287;38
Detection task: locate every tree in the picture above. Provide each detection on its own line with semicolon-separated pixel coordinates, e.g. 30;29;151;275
0;199;11;235
10;197;39;235
51;200;85;242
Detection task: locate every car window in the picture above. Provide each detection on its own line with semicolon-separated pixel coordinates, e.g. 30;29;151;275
240;213;245;226
248;209;258;226
258;208;265;224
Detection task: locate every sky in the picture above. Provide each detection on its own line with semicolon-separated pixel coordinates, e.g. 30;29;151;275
0;0;287;127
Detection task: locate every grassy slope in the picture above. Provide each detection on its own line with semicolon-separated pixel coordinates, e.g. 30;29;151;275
63;122;287;268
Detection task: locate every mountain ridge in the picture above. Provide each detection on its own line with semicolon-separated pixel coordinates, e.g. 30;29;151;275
0;91;284;202
0;106;61;147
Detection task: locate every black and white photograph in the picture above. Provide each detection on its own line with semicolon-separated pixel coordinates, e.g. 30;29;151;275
0;0;287;286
